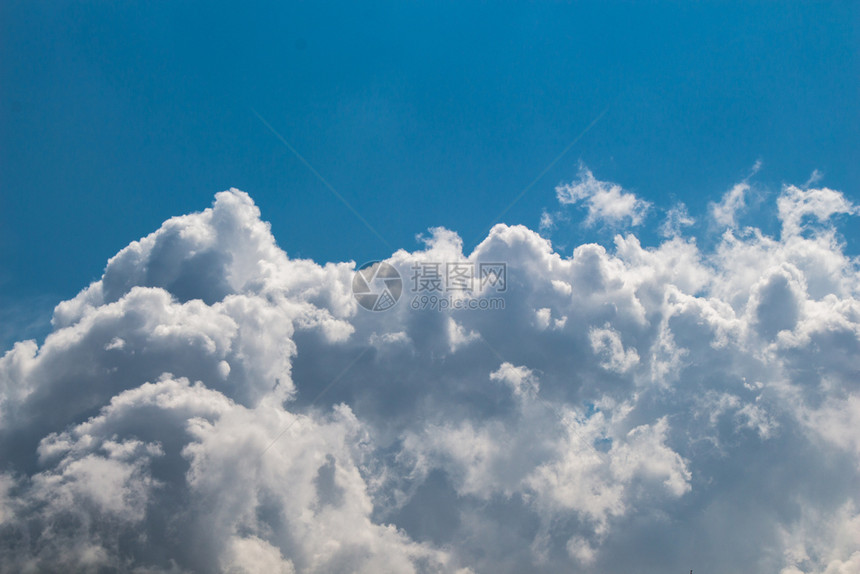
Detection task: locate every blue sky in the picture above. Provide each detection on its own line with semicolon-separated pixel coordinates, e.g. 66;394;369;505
2;1;857;329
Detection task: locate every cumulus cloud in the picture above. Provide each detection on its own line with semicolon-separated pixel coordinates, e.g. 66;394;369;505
555;163;650;226
1;178;859;573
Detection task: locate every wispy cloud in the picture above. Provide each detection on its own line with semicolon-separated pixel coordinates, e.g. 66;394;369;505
555;163;650;227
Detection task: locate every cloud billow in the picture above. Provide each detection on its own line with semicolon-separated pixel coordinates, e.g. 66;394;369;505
1;178;858;573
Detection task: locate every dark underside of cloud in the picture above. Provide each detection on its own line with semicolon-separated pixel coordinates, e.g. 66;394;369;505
1;178;859;573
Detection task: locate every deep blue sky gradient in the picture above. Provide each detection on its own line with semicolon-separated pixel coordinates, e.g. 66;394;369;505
2;1;858;347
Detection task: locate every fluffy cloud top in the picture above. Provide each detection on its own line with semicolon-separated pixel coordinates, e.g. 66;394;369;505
1;179;859;573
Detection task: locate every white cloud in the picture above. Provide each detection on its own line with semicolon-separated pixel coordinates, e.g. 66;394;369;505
446;317;480;353
490;362;539;399
1;179;859;573
709;162;768;230
555;164;650;226
660;203;695;237
589;323;640;373
539;209;555;233
778;184;857;238
711;181;750;228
